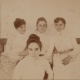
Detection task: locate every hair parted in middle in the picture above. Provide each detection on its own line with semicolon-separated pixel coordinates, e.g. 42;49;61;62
54;17;66;25
36;17;47;26
26;34;42;51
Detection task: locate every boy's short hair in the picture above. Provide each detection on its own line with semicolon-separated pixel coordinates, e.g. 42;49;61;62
54;17;66;25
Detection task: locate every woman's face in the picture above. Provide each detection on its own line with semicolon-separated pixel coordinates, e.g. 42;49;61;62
54;20;65;32
37;21;47;33
17;24;26;34
27;42;40;58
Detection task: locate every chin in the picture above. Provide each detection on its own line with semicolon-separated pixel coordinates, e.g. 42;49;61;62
40;31;45;33
57;30;62;32
21;32;25;34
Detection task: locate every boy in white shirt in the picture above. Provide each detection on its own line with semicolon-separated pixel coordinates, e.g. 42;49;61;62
47;17;79;79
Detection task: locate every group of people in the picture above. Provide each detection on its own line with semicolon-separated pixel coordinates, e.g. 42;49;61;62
0;17;79;80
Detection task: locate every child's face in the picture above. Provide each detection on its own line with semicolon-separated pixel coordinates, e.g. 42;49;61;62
17;24;26;34
27;42;40;58
54;20;65;32
37;21;47;33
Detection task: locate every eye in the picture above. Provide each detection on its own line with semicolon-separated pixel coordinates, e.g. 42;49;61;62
20;26;23;29
60;24;63;26
55;24;58;26
29;48;32;51
38;25;42;27
20;25;26;29
35;48;39;51
43;24;47;27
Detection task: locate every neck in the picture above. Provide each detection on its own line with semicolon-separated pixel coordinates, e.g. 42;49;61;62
36;30;46;34
32;56;39;61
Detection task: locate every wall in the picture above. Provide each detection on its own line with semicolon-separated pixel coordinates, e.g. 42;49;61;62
1;0;80;38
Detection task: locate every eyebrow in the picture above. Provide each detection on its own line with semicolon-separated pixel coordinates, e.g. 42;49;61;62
35;48;39;50
29;48;39;49
29;48;32;50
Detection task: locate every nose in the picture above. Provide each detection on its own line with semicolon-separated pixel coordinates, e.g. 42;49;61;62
33;50;36;54
57;24;60;27
32;50;36;57
23;26;26;31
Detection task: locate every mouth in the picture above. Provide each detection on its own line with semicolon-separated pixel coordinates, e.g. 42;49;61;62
57;29;62;31
21;31;26;34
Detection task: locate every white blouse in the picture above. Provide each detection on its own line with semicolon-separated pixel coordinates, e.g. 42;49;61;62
46;29;78;60
34;30;50;55
3;29;31;60
13;55;53;80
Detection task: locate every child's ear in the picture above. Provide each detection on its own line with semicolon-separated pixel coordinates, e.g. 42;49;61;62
63;25;65;29
54;23;56;26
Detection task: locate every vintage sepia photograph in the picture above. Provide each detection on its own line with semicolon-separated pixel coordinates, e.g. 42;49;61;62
0;0;80;79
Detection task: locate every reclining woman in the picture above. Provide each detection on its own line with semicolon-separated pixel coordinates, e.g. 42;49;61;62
0;18;30;79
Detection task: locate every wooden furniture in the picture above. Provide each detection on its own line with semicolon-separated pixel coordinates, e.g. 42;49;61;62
0;38;79;54
0;38;7;53
76;38;80;44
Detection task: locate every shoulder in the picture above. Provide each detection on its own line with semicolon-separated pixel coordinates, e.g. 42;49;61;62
16;56;30;68
39;57;49;65
48;36;55;46
25;27;35;36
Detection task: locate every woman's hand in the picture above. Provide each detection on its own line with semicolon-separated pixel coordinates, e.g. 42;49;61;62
61;55;72;65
